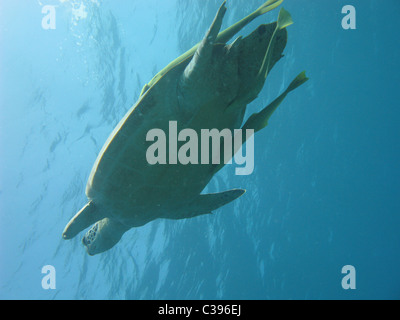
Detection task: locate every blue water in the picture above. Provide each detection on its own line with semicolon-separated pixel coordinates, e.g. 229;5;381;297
1;0;399;300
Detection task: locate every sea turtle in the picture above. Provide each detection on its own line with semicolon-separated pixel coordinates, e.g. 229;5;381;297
62;0;308;255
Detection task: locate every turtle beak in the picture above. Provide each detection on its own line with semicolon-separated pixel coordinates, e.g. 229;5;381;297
82;236;88;246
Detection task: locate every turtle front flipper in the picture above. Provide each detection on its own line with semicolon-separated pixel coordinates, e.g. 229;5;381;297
62;201;105;240
167;189;246;220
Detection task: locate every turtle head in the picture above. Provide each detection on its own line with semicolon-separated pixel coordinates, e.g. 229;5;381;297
82;218;128;256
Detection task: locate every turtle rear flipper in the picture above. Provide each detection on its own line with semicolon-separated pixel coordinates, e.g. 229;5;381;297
141;0;285;94
241;71;309;134
182;1;227;82
62;201;105;239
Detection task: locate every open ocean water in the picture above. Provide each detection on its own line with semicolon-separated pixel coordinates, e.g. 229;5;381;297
0;0;399;300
